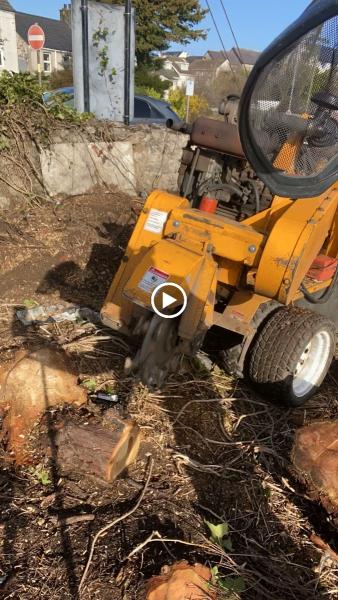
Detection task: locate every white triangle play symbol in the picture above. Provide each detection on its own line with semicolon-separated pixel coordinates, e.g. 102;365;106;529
162;291;176;309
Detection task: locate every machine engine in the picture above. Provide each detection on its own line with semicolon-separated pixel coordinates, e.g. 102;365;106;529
174;95;273;220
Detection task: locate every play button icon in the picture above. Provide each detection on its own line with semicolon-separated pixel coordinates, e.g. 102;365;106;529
151;282;187;319
162;291;177;310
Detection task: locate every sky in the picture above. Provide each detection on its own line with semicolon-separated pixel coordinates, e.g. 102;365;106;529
12;0;310;54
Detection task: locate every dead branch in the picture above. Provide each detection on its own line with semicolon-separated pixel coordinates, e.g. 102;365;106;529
51;514;95;526
79;456;154;593
127;530;211;559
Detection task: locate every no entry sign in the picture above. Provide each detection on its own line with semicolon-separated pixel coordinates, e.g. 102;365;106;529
27;23;45;51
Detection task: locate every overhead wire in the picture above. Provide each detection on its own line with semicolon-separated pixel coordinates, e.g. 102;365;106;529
204;0;241;90
218;0;248;75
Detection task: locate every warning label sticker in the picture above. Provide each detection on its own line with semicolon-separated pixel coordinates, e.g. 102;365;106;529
138;267;170;293
144;209;168;234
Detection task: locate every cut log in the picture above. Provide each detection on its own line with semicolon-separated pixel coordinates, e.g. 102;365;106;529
0;348;87;464
146;561;216;600
291;420;338;512
47;414;141;482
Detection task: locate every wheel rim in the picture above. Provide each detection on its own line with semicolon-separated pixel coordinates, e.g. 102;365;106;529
293;330;332;398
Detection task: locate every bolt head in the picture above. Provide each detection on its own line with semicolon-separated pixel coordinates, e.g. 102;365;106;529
248;245;256;253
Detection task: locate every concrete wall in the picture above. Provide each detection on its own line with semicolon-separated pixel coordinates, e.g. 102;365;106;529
0;10;19;73
0;121;188;207
72;0;135;121
40;124;189;198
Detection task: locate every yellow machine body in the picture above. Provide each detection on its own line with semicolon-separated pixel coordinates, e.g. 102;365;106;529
102;186;338;350
103;3;338;401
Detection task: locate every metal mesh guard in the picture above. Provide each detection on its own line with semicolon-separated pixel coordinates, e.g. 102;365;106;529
249;16;338;178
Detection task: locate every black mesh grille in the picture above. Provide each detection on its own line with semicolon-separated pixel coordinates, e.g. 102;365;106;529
249;16;338;178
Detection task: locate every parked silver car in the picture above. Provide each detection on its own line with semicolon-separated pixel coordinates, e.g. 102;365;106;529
133;94;182;126
43;87;182;126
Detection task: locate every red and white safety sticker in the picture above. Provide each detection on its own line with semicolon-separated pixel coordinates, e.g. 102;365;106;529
138;266;169;293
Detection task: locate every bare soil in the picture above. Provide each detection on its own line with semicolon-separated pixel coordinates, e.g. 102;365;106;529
0;192;338;600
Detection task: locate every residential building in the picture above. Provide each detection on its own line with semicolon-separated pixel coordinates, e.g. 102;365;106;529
218;47;261;74
0;0;19;72
189;56;226;87
158;51;191;91
0;1;72;75
158;47;260;92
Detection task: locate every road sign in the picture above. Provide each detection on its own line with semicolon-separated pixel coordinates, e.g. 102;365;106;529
185;79;195;122
185;79;195;97
27;23;45;50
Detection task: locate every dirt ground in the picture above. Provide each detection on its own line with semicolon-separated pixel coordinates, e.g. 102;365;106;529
0;192;338;600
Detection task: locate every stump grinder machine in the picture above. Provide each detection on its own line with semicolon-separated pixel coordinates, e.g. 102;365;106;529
102;0;338;406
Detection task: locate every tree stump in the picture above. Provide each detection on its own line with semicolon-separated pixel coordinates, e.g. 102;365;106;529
0;348;87;464
146;561;216;600
45;413;141;482
291;420;338;513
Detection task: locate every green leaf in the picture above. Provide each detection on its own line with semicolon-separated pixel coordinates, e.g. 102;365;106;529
205;520;229;541
218;576;245;593
105;384;115;395
33;466;51;486
23;298;38;309
211;565;219;578
82;379;97;392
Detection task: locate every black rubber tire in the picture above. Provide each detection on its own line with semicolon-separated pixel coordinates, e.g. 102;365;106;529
220;300;281;378
247;307;336;407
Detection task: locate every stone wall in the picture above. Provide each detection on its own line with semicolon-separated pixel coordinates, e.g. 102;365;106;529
40;123;189;198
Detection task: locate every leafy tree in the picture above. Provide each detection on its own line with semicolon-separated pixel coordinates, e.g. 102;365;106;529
168;87;210;122
135;63;171;97
135;85;162;99
113;0;207;65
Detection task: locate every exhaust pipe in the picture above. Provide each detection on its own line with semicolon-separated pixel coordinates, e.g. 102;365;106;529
124;0;132;125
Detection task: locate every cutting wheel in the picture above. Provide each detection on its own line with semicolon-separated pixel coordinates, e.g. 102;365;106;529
133;314;181;390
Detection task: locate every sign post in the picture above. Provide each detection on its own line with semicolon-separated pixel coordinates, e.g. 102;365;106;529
185;79;195;122
27;23;45;86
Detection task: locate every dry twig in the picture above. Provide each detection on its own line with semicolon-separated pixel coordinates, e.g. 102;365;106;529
79;456;154;593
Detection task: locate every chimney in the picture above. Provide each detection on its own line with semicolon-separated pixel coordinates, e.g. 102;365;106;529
60;3;72;26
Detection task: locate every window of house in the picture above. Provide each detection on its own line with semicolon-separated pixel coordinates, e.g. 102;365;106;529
43;52;51;73
63;53;72;69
